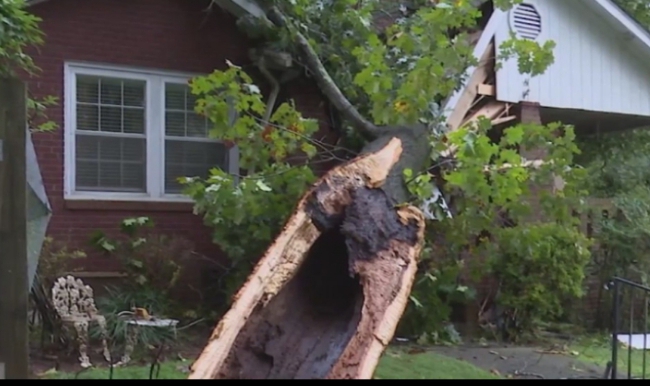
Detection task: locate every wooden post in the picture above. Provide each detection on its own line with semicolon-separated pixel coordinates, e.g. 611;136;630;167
0;78;29;379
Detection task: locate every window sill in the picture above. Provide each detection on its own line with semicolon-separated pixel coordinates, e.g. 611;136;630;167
64;198;195;212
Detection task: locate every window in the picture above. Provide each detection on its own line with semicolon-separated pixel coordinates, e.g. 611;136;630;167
64;63;238;201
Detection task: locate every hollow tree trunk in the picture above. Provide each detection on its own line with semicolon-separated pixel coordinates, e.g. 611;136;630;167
189;137;426;379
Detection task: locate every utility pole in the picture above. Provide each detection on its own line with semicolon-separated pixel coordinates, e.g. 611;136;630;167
0;77;29;379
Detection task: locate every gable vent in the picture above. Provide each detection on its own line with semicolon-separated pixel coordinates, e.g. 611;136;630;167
511;3;542;40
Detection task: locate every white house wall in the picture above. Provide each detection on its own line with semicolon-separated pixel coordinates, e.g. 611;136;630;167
495;0;650;117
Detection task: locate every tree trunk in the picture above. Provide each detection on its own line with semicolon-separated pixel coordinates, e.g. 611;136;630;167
189;137;426;379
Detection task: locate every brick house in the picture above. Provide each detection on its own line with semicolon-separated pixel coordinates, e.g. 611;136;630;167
26;0;650;323
23;0;332;286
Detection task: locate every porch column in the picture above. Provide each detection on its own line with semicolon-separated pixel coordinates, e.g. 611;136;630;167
517;101;554;222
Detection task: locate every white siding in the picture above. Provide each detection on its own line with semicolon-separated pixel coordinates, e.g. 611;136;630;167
495;0;650;117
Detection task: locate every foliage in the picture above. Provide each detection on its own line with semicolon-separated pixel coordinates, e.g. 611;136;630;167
90;217;192;298
181;64;319;301
0;0;43;76
617;0;650;28
488;224;591;335
271;0;554;128
27;93;59;132
401;119;591;340
35;237;86;286
397;239;471;344
92;286;176;357
575;129;650;328
180;0;560;318
0;0;58;132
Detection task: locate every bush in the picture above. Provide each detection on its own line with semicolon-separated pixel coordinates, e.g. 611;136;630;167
92;287;176;357
488;223;592;338
183;165;316;305
35;237;86;287
397;253;471;344
90;217;193;297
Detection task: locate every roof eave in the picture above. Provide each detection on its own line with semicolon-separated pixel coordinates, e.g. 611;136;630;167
590;0;650;58
25;0;50;6
211;0;265;19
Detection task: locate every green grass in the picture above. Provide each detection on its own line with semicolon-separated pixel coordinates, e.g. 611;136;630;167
375;348;500;379
40;347;498;380
571;335;650;378
44;361;188;380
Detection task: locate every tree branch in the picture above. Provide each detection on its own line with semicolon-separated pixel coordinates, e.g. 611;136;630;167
265;6;381;140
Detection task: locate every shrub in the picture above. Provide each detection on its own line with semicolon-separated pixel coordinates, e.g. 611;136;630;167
488;223;592;338
90;217;193;297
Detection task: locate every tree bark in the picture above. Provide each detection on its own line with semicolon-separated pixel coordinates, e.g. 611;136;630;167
189;137;426;379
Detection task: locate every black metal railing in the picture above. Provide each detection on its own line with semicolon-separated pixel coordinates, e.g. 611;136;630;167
607;277;650;379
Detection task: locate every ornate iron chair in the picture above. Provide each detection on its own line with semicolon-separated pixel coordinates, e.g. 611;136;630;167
51;275;111;368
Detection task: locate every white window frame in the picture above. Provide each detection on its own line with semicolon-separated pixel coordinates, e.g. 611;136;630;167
64;62;239;202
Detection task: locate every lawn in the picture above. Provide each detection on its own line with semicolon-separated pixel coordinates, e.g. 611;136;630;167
571;335;650;378
41;347;499;380
375;348;500;379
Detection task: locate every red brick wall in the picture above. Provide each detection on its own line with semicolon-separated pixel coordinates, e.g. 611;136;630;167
25;0;331;276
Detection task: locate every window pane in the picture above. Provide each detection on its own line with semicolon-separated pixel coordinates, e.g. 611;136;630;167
77;104;99;131
187;113;207;138
164;140;227;193
123;108;145;134
76;161;99;188
100;78;122;105
76;74;146;135
186;92;199;111
99;162;121;187
76;134;99;159
165;111;185;136
164;83;209;139
100;106;122;133
123;80;145;107
77;76;99;103
165;83;186;110
75;135;146;192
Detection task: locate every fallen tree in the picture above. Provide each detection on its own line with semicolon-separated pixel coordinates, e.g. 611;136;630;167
186;0;558;379
190;138;425;379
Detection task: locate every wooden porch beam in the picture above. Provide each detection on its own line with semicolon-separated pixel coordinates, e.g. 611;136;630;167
477;83;495;96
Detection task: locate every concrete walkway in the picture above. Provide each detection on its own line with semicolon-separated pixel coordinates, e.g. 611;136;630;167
432;345;606;379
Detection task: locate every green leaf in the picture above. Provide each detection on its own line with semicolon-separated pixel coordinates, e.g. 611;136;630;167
256;180;272;192
504;125;525;145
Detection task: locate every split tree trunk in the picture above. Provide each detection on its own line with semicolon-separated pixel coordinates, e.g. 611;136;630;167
189;137;426;379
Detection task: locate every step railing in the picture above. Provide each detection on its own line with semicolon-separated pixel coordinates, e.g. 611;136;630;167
607;277;650;379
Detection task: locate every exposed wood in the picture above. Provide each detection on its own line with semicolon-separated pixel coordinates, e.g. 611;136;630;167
445;41;494;132
477;83;495;96
461;101;506;127
490;115;517;126
190;138;426;379
441;101;508;158
0;78;28;379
